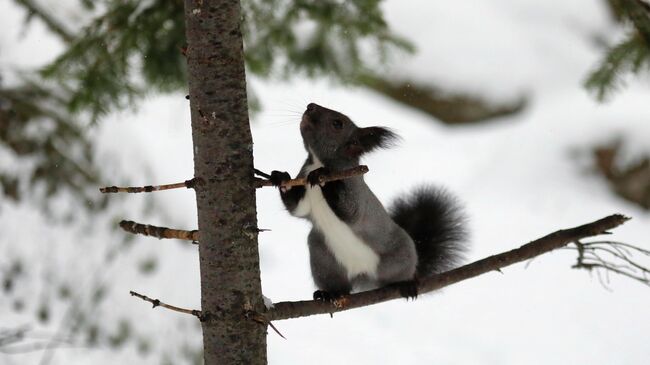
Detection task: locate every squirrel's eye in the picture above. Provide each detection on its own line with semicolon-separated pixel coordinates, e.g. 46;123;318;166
332;119;343;130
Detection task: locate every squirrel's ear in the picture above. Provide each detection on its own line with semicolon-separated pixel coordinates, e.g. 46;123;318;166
345;127;399;157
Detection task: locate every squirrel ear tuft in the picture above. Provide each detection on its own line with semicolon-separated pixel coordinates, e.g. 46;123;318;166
345;127;399;157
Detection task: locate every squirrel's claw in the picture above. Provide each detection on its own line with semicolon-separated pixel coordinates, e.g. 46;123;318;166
395;279;419;300
314;290;350;310
313;289;341;302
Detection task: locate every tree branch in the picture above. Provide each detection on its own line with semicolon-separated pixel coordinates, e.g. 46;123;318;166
99;166;369;193
129;291;203;319
358;74;527;124
267;214;632;321
119;220;199;241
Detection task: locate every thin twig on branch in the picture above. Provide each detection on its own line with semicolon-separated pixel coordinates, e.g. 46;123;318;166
243;300;286;339
266;214;632;321
100;166;369;194
119;220;199;241
100;178;198;193
129;291;203;319
245;311;286;339
571;240;650;287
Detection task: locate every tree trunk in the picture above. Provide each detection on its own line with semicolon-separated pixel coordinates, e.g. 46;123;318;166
183;1;267;364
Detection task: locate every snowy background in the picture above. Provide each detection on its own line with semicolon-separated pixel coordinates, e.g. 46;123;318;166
2;0;650;364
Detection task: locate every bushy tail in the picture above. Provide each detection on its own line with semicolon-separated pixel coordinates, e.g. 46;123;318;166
389;185;468;277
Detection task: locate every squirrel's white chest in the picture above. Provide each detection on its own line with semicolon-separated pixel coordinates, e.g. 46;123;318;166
293;158;379;279
305;185;379;279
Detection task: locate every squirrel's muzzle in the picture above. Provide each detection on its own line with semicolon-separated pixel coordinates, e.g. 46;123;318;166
301;103;322;130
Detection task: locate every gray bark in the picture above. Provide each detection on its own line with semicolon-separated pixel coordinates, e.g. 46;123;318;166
183;0;267;363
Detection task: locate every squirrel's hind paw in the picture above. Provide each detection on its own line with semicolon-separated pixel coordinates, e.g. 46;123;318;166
394;279;419;300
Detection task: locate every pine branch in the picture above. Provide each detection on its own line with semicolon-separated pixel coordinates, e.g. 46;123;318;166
585;34;646;100
14;0;73;43
99;166;369;193
586;0;650;99
119;220;198;241
358;74;527;124
266;214;632;321
621;0;650;44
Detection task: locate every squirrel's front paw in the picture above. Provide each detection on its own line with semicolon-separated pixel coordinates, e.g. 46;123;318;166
313;290;331;302
314;290;350;309
313;289;343;302
307;167;330;187
269;170;291;188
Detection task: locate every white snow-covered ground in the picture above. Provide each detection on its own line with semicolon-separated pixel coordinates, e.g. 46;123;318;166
2;0;650;364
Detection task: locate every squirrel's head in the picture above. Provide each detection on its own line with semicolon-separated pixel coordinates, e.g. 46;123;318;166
300;103;398;164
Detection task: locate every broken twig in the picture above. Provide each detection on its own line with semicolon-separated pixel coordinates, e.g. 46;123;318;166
119;220;198;241
100;178;198;194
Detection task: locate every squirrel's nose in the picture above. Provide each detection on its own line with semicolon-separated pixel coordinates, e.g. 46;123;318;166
306;103;318;112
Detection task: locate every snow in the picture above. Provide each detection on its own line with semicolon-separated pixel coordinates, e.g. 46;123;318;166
263;295;274;310
1;0;650;364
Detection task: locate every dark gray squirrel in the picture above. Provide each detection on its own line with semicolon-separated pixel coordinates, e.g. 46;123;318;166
270;103;467;302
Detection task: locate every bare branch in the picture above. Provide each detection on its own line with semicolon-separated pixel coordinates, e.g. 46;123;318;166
119;220;199;241
266;214;632;321
129;291;203;319
100;166;369;193
100;178;198;193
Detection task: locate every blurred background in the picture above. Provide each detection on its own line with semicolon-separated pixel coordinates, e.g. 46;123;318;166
1;0;649;364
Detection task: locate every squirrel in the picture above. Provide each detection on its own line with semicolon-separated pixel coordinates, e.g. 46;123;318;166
270;103;467;301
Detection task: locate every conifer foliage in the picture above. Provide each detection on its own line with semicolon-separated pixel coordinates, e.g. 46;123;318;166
586;0;650;100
